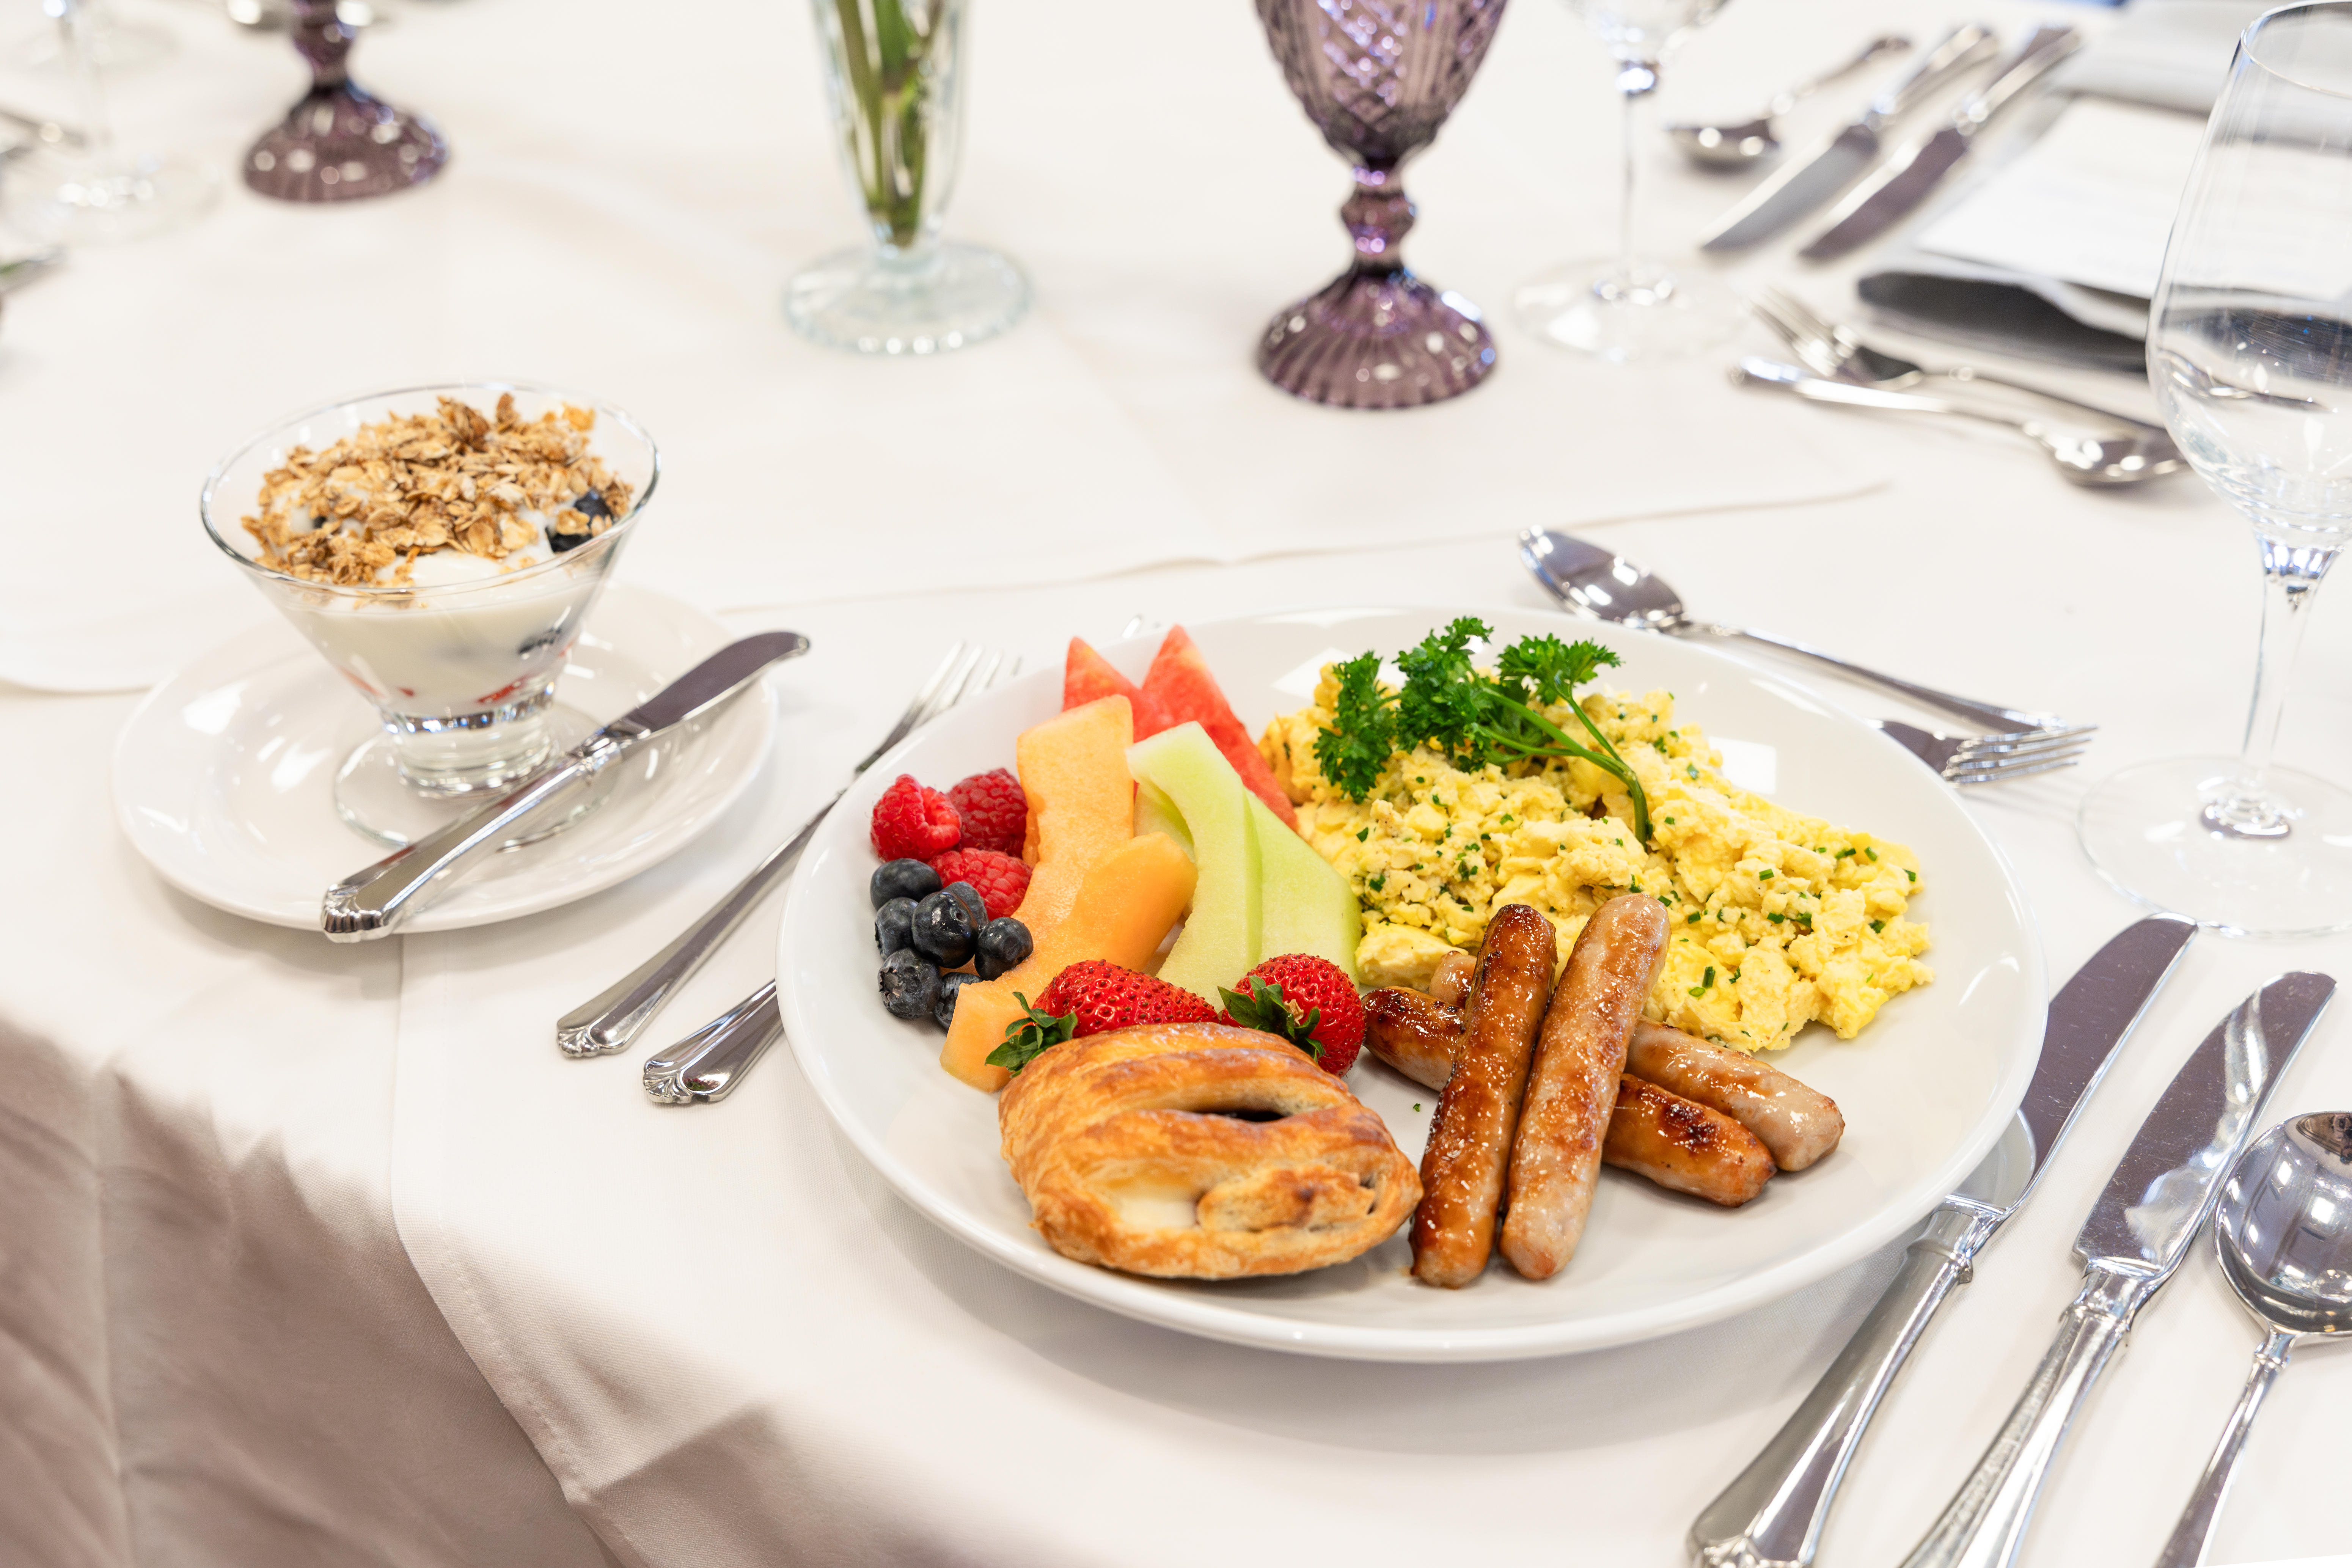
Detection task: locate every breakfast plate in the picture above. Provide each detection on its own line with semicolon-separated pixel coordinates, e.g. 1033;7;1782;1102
115;582;774;932
776;608;2042;1361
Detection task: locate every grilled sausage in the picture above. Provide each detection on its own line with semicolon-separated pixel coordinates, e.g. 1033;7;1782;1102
1627;1021;1845;1171
1410;905;1556;1288
1428;950;1477;1010
1604;1075;1776;1206
1363;987;1461;1092
1499;895;1671;1280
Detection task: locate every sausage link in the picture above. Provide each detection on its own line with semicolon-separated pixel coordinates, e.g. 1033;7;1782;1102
1409;905;1556;1288
1428;950;1477;1010
1499;894;1671;1280
1604;1074;1775;1206
1363;987;1461;1092
1627;1021;1846;1171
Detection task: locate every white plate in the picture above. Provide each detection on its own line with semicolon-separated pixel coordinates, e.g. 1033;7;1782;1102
115;583;773;933
776;609;2042;1362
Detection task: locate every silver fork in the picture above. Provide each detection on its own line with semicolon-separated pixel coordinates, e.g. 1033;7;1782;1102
557;642;1010;1061
1877;718;2091;786
1747;286;2177;441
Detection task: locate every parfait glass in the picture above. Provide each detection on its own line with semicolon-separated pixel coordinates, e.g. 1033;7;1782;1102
1253;0;1507;410
200;385;658;847
787;0;1028;355
9;0;215;245
2078;2;2352;936
1515;0;1738;361
243;0;446;202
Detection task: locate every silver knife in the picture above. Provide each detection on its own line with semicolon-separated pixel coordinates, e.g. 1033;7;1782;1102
1701;24;2000;252
1689;914;2196;1568
1799;25;2082;262
321;631;810;941
1898;969;2335;1568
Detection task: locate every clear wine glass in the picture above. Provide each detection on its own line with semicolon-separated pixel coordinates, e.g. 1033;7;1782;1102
1515;0;1739;361
6;0;215;245
787;0;1028;356
2079;1;2352;937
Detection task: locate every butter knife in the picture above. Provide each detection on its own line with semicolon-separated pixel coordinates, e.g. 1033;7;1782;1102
1690;914;2196;1568
1898;969;2335;1568
1701;24;2000;252
321;631;810;941
1799;25;2081;262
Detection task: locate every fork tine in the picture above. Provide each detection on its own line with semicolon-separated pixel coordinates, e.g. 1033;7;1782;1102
1946;753;2087;785
1954;727;2097;761
1946;742;2093;779
1744;292;1810;354
1765;286;1839;346
922;644;989;723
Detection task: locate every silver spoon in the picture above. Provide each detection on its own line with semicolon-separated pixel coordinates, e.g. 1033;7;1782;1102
1670;35;1911;167
1519;527;2085;734
1734;358;2184;487
2152;1112;2352;1568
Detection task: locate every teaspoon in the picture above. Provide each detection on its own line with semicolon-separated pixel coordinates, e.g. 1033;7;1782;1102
2152;1112;2352;1568
1670;35;1911;167
1735;358;2184;487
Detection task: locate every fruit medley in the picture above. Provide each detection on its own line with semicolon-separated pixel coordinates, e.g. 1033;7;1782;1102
860;627;1364;1090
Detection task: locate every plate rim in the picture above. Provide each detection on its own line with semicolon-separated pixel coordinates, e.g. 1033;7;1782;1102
777;606;2046;1361
111;581;775;933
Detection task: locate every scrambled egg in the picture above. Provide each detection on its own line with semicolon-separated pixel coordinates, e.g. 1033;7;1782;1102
1260;674;1931;1051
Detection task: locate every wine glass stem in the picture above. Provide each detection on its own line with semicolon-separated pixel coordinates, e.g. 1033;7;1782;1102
2229;531;2337;822
1614;59;1658;289
53;0;117;163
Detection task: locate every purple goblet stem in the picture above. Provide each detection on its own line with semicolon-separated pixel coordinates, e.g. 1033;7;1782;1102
291;0;354;91
1343;167;1412;267
243;0;447;203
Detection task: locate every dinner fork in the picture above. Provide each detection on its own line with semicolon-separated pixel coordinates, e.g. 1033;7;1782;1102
557;642;1014;1061
1877;718;2091;785
1746;286;2177;440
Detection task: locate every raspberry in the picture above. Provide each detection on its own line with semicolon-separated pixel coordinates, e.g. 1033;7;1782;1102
870;775;961;862
927;848;1031;920
946;768;1028;857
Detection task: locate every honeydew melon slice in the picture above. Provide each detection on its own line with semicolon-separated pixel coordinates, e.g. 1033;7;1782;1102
1127;723;1260;1006
1134;779;1193;858
1247;793;1361;985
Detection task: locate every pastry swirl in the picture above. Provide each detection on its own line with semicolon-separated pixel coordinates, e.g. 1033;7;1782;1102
998;1022;1421;1279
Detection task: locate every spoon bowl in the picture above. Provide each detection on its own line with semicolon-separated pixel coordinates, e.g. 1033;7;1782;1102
1669;35;1909;168
2152;1111;2352;1568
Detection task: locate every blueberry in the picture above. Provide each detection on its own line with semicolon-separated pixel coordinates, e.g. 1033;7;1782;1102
942;880;987;929
879;950;941;1020
875;897;918;956
572;489;613;518
549;489;613;554
911;888;977;968
935;971;984;1029
973;917;1034;981
870;858;942;909
548;525;592;554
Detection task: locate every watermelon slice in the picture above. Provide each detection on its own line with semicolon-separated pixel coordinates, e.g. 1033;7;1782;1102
1064;638;1178;737
1142;625;1298;830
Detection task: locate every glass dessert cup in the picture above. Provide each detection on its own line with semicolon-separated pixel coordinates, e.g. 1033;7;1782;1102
788;0;1027;355
242;0;446;203
200;383;658;847
1252;0;1506;409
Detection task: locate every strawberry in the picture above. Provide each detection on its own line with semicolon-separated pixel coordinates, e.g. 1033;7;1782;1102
870;774;960;862
985;960;1217;1075
945;768;1028;857
927;847;1031;921
1218;954;1365;1075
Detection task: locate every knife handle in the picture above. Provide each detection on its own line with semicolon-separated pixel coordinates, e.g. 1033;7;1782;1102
1957;25;2081;132
1870;23;1999;124
1899;1264;2156;1568
1691;1196;2005;1568
321;727;638;941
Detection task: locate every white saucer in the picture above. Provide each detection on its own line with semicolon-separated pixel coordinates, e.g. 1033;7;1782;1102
114;583;776;933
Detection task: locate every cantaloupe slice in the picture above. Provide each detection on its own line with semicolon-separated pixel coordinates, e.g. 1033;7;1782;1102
1247;792;1362;984
1142;626;1297;829
1010;696;1136;931
1065;638;1178;737
939;833;1197;1091
1129;723;1261;1006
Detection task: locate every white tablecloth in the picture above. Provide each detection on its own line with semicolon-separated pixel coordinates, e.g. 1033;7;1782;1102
8;0;2352;1564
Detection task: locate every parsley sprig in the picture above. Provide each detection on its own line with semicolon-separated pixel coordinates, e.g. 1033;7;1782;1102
1311;617;1653;844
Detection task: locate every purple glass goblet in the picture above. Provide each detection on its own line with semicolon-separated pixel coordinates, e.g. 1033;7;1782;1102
1254;0;1507;410
243;0;446;203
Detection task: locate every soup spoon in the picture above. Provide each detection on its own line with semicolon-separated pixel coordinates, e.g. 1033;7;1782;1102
1670;35;1910;167
2152;1111;2352;1568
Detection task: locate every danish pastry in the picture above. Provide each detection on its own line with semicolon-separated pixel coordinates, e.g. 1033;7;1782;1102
998;1021;1421;1279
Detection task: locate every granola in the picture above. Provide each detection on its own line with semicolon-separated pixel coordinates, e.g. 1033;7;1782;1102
242;393;634;587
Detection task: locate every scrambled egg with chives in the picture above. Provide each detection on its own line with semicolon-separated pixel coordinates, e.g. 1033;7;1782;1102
1260;674;1931;1051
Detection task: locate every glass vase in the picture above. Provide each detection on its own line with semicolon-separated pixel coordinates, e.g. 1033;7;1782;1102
787;0;1028;356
